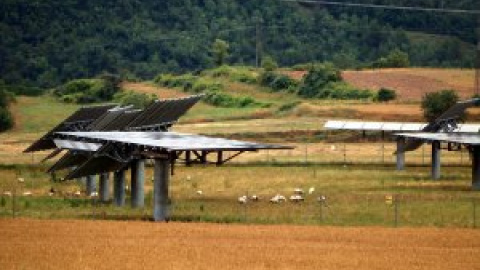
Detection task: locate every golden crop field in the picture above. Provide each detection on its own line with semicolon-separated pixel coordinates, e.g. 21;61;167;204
1;219;479;270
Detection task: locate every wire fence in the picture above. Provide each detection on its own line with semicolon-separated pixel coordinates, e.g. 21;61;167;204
0;192;477;228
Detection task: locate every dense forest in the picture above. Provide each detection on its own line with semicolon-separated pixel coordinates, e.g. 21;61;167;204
0;0;477;88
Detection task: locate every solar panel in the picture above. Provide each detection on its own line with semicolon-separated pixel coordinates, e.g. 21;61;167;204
53;139;102;151
125;95;203;130
24;104;116;152
57;131;293;151
47;152;90;173
396;132;480;145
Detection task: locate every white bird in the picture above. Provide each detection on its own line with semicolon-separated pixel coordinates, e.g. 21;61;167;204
270;194;286;203
17;178;25;183
293;188;304;195
250;195;260;201
317;195;327;203
90;191;98;197
308;187;315;195
22;191;32;196
238;195;248;204
289;194;304;202
196;190;203;195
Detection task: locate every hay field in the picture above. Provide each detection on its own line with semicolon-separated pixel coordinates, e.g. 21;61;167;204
1;219;479;270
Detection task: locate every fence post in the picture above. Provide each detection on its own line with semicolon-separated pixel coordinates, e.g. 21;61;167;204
394;194;399;228
343;143;347;166
473;198;477;229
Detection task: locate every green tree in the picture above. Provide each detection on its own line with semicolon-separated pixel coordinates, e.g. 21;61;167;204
372;49;410;68
261;55;278;72
212;39;229;66
421;90;459;121
298;63;341;98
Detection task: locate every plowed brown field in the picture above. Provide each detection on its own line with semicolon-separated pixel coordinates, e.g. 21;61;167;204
283;68;475;102
1;219;479;270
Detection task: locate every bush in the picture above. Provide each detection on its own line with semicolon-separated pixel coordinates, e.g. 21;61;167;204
0;107;14;131
372;49;410;68
259;72;297;92
297;63;342;98
421;90;460;121
261;56;278;72
54;75;122;104
203;91;264;108
376;88;396;102
277;101;301;113
201;66;257;84
113;91;157;109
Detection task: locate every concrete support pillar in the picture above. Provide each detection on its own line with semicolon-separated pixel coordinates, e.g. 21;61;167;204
153;158;170;222
472;146;480;190
99;173;110;202
396;137;405;171
131;159;145;208
86;175;96;195
432;141;441;180
113;170;126;206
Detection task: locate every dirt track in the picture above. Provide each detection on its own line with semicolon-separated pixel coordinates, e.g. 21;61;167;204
1;219;479;270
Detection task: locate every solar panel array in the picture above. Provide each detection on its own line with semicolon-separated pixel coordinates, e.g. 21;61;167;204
324;120;480;133
24;104;117;152
57;131;292;152
24;95;203;153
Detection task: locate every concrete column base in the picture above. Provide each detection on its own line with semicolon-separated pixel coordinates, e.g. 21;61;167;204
99;173;110;202
432;141;441;180
114;170;126;206
131;160;145;208
153;159;170;222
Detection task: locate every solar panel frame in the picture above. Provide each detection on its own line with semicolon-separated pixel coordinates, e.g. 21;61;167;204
57;131;293;151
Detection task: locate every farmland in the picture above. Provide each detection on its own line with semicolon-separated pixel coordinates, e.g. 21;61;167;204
1;219;479;270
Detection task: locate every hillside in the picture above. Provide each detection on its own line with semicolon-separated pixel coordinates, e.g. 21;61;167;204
0;0;475;88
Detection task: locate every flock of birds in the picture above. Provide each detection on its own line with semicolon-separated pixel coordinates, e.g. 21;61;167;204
3;178;328;206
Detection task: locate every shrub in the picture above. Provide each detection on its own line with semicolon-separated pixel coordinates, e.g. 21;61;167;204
372;49;410;68
54;75;122;104
0;107;14;131
261;55;278;72
298;63;342;98
113;91;157;109
376;88;397;102
203;91;264;108
277;101;301;113
421;90;459;121
259;72;297;92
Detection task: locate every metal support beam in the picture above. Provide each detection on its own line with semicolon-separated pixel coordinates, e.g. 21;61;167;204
472;146;480;190
185;151;191;167
217;151;223;166
153;158;170;222
131;159;145;208
99;173;110;202
86;175;96;195
113;170;126;207
396;137;405;171
432;141;441;180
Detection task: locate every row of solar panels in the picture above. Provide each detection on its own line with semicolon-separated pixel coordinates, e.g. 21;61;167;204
25;95;203;152
324;120;480;133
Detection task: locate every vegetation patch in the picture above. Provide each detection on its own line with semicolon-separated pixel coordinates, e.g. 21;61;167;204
53;74;121;104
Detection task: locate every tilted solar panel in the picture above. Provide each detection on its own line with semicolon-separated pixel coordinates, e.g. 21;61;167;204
24;104;116;152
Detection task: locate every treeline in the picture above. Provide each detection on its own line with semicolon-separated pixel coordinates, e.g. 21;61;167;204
0;0;476;89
